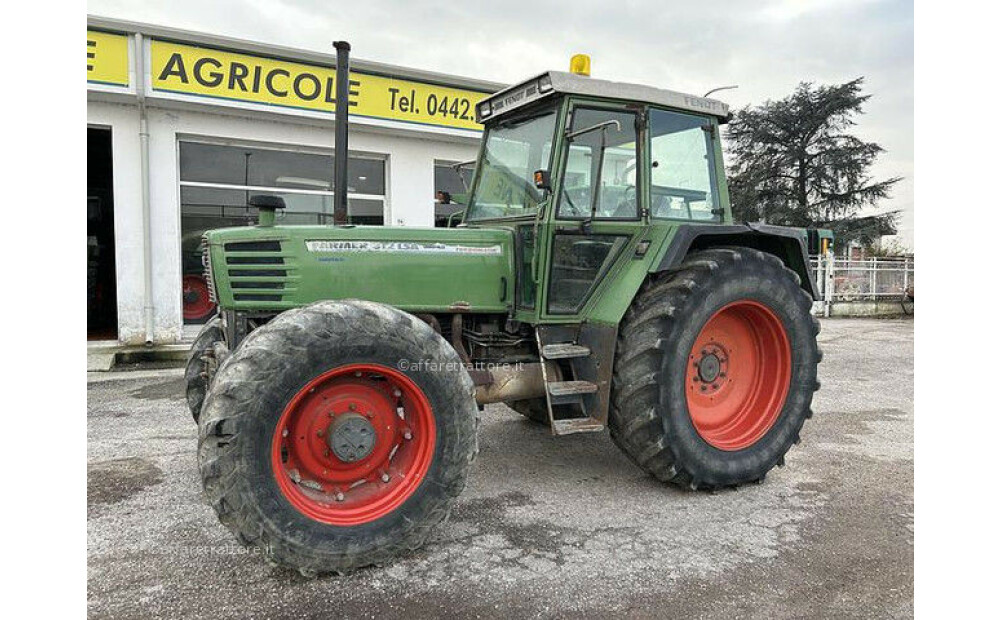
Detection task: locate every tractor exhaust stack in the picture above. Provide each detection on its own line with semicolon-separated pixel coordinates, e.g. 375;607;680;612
332;41;351;225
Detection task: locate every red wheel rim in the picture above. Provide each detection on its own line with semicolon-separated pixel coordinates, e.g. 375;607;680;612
685;300;792;451
271;364;436;526
182;275;215;321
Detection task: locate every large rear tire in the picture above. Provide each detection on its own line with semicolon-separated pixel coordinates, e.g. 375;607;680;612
609;248;821;490
184;317;223;423
197;300;478;575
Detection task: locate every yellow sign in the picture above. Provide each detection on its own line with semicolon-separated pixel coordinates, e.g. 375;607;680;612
150;40;488;131
87;30;129;87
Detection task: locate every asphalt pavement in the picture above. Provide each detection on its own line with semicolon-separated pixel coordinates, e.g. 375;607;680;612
87;318;913;619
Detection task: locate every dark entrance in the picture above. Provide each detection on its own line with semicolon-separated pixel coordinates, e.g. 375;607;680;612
88;127;117;340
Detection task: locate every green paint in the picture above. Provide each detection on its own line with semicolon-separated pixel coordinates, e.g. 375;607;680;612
206;225;514;313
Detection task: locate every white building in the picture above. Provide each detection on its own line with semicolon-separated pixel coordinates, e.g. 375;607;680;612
87;17;502;344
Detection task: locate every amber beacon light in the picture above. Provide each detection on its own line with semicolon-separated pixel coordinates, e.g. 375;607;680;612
569;54;591;76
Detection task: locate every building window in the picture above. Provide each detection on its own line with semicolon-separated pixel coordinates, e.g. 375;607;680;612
178;141;385;225
178;139;386;323
434;161;472;227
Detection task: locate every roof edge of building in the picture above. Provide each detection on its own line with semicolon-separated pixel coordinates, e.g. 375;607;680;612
87;14;508;94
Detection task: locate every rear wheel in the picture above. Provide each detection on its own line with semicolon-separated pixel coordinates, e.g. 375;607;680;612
197;300;478;574
609;248;821;490
182;274;216;322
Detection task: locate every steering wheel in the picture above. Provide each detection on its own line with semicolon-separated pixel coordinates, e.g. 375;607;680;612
561;186;587;216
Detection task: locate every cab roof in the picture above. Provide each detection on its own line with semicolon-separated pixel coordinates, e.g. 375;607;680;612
476;71;731;124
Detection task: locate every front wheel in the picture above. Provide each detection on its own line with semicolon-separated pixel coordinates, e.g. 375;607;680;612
609;248;821;490
184;317;223;423
197;300;478;574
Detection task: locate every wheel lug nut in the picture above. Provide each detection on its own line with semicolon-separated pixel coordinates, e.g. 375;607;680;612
335;491;345;502
349;403;357;411
393;389;402;398
316;429;324;437
700;385;707;392
381;473;390;483
403;431;412;440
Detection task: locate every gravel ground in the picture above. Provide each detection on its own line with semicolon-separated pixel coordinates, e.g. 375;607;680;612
87;318;913;619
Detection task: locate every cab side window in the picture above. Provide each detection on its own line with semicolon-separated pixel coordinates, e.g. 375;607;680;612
556;108;639;220
648;109;720;221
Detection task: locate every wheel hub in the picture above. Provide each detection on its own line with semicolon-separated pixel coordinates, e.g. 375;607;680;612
697;352;723;383
692;344;729;394
328;413;376;463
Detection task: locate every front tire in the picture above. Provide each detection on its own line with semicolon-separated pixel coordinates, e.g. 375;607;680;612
184;317;223;423
197;300;478;574
609;248;821;490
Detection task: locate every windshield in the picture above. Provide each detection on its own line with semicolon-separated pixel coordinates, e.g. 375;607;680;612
465;108;557;221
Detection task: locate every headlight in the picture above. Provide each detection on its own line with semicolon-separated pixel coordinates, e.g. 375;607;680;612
476;99;492;121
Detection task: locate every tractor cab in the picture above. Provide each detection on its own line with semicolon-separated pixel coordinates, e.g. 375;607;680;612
462;67;732;324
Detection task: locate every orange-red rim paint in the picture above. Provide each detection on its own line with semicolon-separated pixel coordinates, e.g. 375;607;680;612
271;364;436;526
685;301;792;451
182;274;215;321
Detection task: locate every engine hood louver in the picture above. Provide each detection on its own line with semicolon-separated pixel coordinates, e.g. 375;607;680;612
220;240;296;304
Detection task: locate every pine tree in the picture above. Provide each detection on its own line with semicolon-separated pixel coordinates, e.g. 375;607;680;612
725;78;900;246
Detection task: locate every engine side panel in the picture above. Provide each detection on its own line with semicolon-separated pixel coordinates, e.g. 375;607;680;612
205;225;516;314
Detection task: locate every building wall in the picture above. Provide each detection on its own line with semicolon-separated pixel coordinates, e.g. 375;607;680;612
88;101;146;344
89;100;479;344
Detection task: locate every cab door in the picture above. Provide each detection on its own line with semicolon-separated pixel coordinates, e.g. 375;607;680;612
538;103;648;320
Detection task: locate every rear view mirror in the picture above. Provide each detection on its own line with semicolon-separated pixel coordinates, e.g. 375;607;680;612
533;169;551;191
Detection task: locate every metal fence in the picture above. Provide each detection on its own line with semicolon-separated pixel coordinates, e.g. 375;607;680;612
810;255;914;310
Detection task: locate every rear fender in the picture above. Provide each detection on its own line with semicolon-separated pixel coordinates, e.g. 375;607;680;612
653;224;819;299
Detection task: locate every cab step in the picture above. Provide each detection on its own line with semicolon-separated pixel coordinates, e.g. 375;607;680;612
551;417;605;435
546;380;599;407
547;380;599;397
540;343;592;360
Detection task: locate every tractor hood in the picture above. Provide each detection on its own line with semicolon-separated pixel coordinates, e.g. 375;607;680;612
202;225;515;314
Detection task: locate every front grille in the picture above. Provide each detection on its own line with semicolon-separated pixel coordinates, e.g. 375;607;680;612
222;240;291;303
201;236;217;304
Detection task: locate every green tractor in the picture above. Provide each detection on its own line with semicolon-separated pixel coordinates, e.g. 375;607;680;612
188;45;821;575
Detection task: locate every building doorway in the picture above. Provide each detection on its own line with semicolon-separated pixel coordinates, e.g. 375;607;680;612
88;127;117;340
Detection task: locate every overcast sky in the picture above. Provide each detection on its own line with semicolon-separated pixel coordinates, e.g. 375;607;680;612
91;0;914;248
